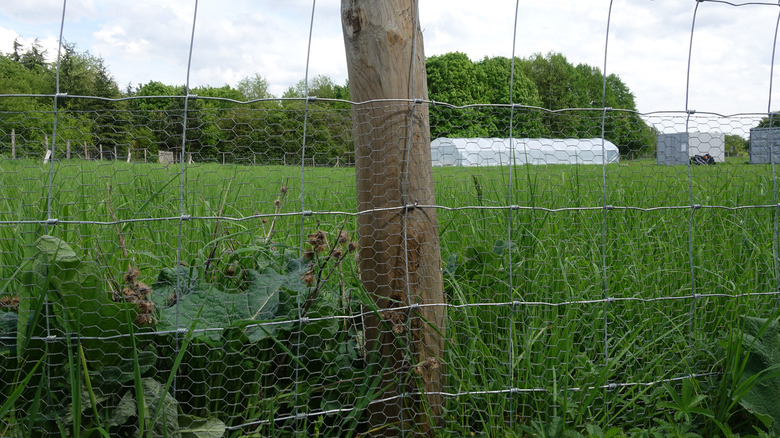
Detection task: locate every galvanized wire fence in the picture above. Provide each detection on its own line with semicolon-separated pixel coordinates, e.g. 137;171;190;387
2;0;780;436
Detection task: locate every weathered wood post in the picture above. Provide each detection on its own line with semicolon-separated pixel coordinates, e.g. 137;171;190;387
84;141;88;160
99;144;103;160
66;140;71;161
43;136;51;164
342;1;446;434
11;129;15;159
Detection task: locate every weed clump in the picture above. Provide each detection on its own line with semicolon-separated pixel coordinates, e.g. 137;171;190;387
0;295;19;312
115;266;155;326
300;221;358;316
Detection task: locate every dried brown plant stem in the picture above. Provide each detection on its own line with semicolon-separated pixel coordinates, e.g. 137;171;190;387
301;219;351;316
264;178;290;243
204;176;234;279
105;181;128;259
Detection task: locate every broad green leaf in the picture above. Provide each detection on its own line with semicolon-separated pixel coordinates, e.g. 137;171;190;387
141;378;181;438
16;258;48;359
179;415;226;438
156;265;303;343
16;236;139;369
35;235;79;272
736;316;780;435
110;390;138;429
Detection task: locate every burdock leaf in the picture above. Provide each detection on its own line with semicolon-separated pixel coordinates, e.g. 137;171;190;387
736;316;780;435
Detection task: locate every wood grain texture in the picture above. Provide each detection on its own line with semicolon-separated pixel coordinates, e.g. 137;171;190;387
341;0;446;435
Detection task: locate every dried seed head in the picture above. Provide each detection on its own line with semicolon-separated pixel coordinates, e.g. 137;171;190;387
123;287;137;302
307;230;327;248
134;313;153;326
332;247;343;259
262;218;268;224
347;241;358;253
337;230;349;244
273;198;282;208
0;295;20;310
280;185;288;195
225;265;237;276
137;300;155;314
303;249;315;261
301;270;316;287
136;283;152;299
123;267;140;284
315;244;328;254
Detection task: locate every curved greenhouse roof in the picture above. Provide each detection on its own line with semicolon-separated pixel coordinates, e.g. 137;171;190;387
430;137;620;166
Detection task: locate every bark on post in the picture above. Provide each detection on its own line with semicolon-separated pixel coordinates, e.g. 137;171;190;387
342;1;446;434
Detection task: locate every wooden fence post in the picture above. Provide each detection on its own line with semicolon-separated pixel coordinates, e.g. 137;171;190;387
66;140;71;161
43;136;51;164
99;144;103;160
342;0;446;433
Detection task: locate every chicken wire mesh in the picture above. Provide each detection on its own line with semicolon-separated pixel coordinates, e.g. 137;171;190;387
1;1;780;437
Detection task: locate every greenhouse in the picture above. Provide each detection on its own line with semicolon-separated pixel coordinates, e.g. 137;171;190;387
430;137;621;166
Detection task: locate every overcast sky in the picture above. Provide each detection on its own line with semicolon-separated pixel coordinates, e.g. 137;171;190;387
1;0;779;116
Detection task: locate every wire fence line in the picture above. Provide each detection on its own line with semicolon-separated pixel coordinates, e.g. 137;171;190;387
2;0;780;437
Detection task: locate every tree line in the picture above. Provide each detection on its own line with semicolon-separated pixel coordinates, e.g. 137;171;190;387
0;39;659;163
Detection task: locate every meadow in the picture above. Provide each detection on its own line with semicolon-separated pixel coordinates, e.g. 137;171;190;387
1;157;779;437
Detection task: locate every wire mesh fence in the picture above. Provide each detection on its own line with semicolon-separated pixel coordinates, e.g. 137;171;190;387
2;0;780;437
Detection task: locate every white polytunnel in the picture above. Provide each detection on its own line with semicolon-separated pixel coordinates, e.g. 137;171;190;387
430;137;620;166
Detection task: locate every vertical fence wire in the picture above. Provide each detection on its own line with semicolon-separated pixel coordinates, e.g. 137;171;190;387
684;0;702;372
507;0;522;430
599;0;615;425
41;0;69;414
173;0;200;400
294;1;318;433
400;2;423;433
770;5;780;311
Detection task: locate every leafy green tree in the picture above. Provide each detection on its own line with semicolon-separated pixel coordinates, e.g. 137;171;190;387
725;134;748;157
18;39;49;73
756;115;780;129
129;81;207;159
517;52;584;137
426;53;543;138
0;44;54;156
515;52;654;154
55;42;128;155
236;73;274;101
280;75;352;165
426;52;477;106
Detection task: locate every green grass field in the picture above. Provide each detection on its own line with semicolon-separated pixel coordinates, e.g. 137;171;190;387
1;157;779;437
